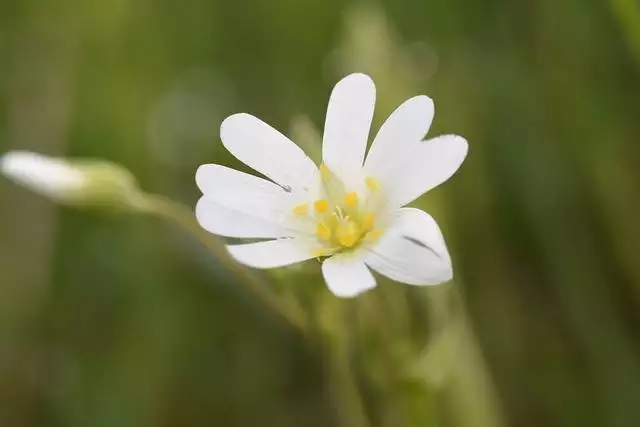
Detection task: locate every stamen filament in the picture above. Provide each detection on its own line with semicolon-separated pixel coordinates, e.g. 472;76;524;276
316;221;332;240
291;172;386;256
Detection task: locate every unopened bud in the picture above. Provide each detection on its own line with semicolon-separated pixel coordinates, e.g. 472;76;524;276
1;151;141;211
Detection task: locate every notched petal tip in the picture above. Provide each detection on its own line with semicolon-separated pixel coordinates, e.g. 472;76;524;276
442;134;469;177
447;134;469;157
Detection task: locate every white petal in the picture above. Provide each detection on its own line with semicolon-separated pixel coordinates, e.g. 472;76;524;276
220;113;317;192
322;73;375;186
365;208;452;286
196;197;294;239
196;163;294;222
379;135;468;208
0;151;85;200
364;95;434;177
321;254;376;298
227;238;314;269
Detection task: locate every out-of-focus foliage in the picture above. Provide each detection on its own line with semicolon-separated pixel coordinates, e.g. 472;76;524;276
1;0;639;426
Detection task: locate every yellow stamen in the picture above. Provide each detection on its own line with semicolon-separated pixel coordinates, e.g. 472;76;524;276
336;219;361;248
362;214;375;230
344;192;359;208
365;176;380;193
291;203;309;216
314;199;329;214
316;221;332;240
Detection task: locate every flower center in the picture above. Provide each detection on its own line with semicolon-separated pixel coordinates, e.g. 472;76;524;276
290;164;384;257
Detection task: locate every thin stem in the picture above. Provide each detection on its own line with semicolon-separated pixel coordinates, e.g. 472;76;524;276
132;193;309;335
417;287;506;427
368;289;408;427
325;300;371;427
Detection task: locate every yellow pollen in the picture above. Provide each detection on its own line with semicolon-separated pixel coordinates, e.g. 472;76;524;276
316;221;332;240
314;199;329;214
363;214;375;230
291;203;309;216
365;176;380;193
336;219;361;248
306;167;385;251
344;192;359;208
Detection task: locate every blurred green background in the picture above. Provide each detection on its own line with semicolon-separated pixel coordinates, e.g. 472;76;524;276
1;0;640;426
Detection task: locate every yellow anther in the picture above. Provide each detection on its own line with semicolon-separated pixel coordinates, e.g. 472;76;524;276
362;214;375;230
291;203;309;216
314;199;329;214
344;192;359;208
365;176;380;193
336;219;361;248
315;221;332;240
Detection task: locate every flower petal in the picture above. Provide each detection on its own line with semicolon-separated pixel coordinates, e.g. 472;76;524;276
220;113;317;192
364;95;434;177
322;73;375;186
227;238;315;269
365;208;452;286
196;163;293;222
196;197;294;239
322;254;376;298
379;135;468;208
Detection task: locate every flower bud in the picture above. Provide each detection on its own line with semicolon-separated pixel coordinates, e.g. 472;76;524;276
1;151;141;211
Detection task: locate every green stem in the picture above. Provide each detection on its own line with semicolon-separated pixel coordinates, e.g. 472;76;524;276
326;302;371;427
368;289;408;427
417;287;506;427
132;193;309;335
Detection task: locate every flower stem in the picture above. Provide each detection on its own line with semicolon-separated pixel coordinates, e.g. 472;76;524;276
417;287;506;427
367;289;408;427
132;193;309;335
325;301;371;427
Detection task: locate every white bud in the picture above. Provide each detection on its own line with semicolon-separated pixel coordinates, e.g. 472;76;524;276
1;151;85;200
1;151;141;211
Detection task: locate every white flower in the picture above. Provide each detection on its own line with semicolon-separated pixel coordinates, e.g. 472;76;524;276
195;73;468;297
